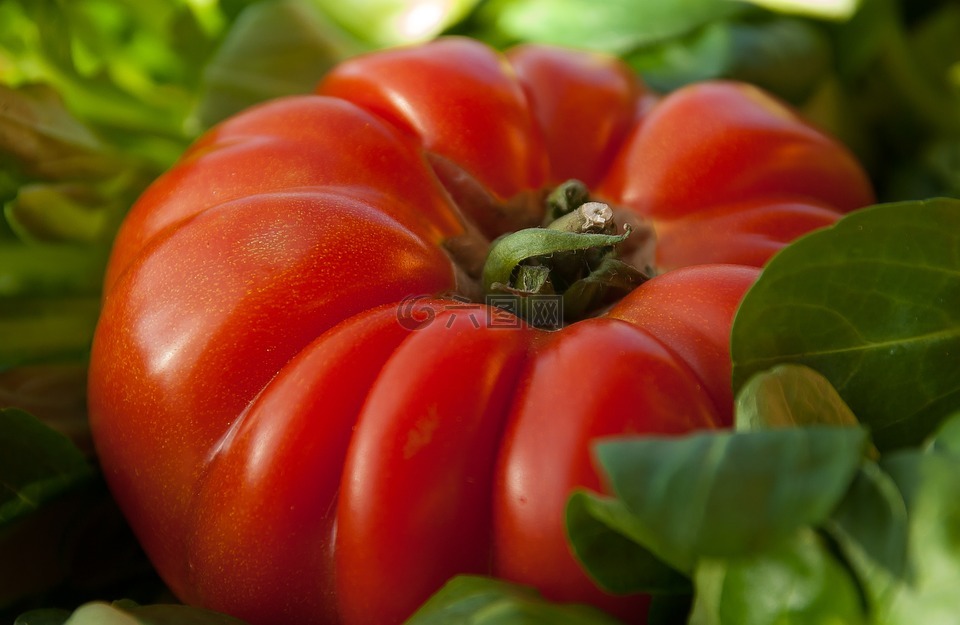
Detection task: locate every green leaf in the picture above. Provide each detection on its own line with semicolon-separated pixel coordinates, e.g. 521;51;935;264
731;198;960;451
0;244;106;297
405;575;625;625
566;490;690;595
720;17;832;103
735;364;861;431
822;461;909;616
13;608;71;625
0;83;155;244
0;243;107;369
48;602;251;625
629;17;831;102
875;450;960;622
688;528;866;625
0;0;224;168
0;84;122;181
924;411;960;456
5;183;112;243
0;407;94;526
626;21;735;92
592;427;868;574
737;0;862;21
315;0;480;46
832;0;900;78
192;0;366;129
481;0;745;54
827;449;960;622
0;364;91;454
0;297;102;370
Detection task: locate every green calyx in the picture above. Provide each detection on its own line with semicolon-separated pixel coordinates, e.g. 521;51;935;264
481;180;648;328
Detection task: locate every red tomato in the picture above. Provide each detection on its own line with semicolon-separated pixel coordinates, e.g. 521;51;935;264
88;37;874;625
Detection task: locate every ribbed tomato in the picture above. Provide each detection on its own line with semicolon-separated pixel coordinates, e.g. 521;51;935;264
88;37;874;625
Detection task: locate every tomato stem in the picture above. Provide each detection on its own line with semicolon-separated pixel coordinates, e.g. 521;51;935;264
480;180;648;328
544;178;591;222
546;201;616;235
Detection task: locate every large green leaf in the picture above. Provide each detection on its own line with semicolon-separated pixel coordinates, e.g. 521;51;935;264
480;0;745;54
0;244;107;370
629;16;831;102
192;0;366;129
688;528;866;625
0;84;122;181
591;427;868;574
734;364;861;431
822;460;909;617
732;198;960;451
738;0;862;20
566;490;690;595
316;0;480;46
404;575;625;625
924;410;960;456
16;601;251;625
1;0;212;167
826;443;960;623
0;407;93;525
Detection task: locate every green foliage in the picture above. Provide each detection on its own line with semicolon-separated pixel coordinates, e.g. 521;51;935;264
0;408;93;525
17;601;253;624
404;576;626;625
732;198;960;451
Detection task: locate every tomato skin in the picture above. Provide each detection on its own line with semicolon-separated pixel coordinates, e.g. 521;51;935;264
88;38;876;625
317;37;548;204
650;197;844;271
608;265;762;425
506;44;645;187
336;308;534;625
184;302;451;625
493;318;719;620
103;96;463;292
597;81;875;218
89;190;456;595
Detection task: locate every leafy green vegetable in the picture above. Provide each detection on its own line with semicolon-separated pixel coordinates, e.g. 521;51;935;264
193;0;365;129
583;427;868;574
688;528;866;625
825;434;960;623
475;0;745;54
404;575;625;625
0;83;124;183
13;609;72;625
0;0;213;168
825;0;960;199
0;243;107;370
566;490;690;595
16;601;252;625
0;407;93;525
822;460;909;617
734;364;861;431
628;16;831;101
925;410;960;456
0;408;108;611
740;0;862;20
316;0;481;47
732;198;960;451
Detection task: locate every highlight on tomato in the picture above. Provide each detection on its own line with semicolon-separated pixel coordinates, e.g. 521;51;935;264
88;37;874;625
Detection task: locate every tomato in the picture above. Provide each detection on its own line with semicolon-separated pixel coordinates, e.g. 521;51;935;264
88;37;874;625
